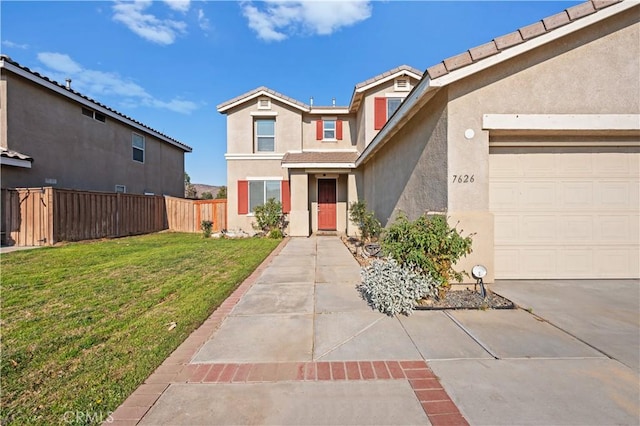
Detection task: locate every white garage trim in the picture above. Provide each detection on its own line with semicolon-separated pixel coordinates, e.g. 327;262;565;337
483;114;640;131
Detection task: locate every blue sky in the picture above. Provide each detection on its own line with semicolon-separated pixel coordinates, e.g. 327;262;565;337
1;0;579;186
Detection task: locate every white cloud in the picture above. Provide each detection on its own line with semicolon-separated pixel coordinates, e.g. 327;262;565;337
2;40;29;49
112;0;187;45
163;0;190;13
241;0;372;42
36;52;199;114
197;8;211;31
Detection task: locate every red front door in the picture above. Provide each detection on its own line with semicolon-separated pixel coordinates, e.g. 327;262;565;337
318;179;337;230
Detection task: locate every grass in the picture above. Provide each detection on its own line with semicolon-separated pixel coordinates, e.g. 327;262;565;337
0;233;281;425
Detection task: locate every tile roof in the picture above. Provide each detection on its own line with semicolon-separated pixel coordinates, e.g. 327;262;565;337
425;0;624;80
282;151;359;164
354;65;423;89
1;147;33;162
217;86;310;111
0;55;192;152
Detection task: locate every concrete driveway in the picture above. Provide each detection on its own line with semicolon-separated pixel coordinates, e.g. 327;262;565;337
109;237;640;425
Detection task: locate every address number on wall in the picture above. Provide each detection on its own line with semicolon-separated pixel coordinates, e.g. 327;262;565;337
452;174;475;183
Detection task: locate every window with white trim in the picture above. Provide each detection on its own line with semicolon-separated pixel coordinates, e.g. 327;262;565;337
82;107;106;123
249;180;281;212
132;133;145;163
115;185;126;193
323;119;336;140
255;119;275;152
387;98;402;119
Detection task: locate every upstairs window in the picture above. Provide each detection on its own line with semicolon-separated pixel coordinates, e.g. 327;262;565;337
255;119;275;152
374;97;404;130
387;98;402;119
316;119;343;141
132;133;145;163
82;107;106;123
323;120;336;140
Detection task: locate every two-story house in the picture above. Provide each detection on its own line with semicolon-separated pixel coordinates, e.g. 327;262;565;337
218;65;422;236
219;0;639;283
0;55;191;197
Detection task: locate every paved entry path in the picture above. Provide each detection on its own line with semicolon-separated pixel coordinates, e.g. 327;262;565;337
109;237;466;425
109;237;639;425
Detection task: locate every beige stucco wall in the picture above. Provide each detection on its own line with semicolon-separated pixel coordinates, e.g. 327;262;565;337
301;114;357;150
225;97;303;154
362;89;449;227
0;72;185;196
226;158;287;232
0;80;7;150
443;8;639;282
359;76;421;150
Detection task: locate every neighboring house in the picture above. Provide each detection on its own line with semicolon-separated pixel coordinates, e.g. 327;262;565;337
220;0;639;281
0;55;191;197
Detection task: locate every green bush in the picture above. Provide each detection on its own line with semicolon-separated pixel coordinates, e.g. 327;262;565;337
382;213;473;289
201;220;213;238
253;198;285;235
358;259;438;316
268;229;283;239
349;201;382;243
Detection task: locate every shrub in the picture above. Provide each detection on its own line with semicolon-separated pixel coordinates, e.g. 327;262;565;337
358;259;438;316
349;201;382;243
253;198;285;234
201;220;213;238
382;213;473;289
268;229;283;239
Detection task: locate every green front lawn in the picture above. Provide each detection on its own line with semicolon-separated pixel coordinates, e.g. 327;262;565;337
1;233;280;425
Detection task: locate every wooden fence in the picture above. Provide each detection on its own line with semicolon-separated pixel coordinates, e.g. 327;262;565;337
1;187;227;246
165;196;226;233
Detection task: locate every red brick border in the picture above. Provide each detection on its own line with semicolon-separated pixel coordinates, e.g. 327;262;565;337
108;237;468;425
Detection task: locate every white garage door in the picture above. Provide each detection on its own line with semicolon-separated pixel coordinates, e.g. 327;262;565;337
490;148;639;279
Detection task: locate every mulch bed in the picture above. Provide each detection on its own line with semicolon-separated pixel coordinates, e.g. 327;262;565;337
341;236;516;310
415;289;515;310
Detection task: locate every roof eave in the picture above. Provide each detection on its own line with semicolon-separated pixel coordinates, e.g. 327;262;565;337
217;89;309;114
356;0;636;167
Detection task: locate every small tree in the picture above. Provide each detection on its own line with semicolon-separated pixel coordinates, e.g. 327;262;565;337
184;173;197;199
349;201;381;243
215;186;227;199
253;198;284;238
201;191;213;200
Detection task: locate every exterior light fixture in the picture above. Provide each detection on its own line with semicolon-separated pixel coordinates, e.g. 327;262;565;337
472;264;487;298
464;129;475;140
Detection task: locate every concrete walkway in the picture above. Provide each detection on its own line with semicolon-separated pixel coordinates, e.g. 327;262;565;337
109;237;640;425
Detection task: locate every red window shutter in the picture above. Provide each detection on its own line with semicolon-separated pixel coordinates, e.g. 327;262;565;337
237;180;248;215
336;120;343;140
316;120;323;140
281;180;291;213
374;97;387;130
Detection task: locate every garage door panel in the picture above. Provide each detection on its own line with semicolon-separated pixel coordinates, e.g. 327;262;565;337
490;151;639;279
561;182;593;207
561;216;593;241
521;214;558;240
521;182;556;209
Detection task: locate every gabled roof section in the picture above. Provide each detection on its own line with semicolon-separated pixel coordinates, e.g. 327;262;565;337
217;86;310;113
0;56;192;153
357;0;637;166
349;65;423;112
425;0;626;80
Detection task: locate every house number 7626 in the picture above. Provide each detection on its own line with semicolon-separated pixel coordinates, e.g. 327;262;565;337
452;174;474;183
